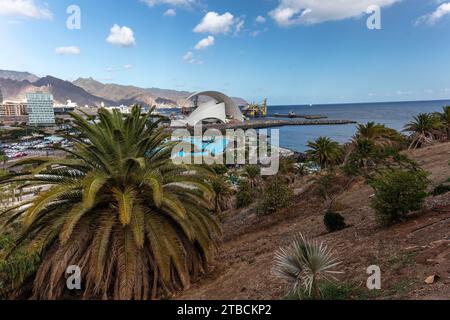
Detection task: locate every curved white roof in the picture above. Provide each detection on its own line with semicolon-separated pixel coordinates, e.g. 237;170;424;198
185;91;244;122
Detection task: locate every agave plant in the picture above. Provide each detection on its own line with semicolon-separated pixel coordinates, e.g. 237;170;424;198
273;233;342;299
306;137;342;170
0;106;220;300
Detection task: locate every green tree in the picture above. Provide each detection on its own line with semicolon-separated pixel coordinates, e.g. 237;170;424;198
211;176;233;214
241;165;261;188
436;106;450;139
0;106;220;300
354;122;402;147
306;137;342;170
404;113;442;149
257;177;293;215
369;168;429;225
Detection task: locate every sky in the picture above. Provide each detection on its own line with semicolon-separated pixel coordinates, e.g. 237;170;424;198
1;0;450;105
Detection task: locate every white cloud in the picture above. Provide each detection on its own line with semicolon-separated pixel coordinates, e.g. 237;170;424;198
55;46;80;55
416;2;450;25
163;8;176;16
123;64;133;69
269;0;400;26
255;15;266;23
106;24;136;47
0;0;52;20
194;35;214;50
141;0;196;8
182;51;203;64
194;11;235;34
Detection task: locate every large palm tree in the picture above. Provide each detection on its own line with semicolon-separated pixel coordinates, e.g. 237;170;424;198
404;113;443;149
0;106;220;300
306;137;342;170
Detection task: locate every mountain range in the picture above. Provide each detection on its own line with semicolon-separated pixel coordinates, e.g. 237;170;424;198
0;70;247;108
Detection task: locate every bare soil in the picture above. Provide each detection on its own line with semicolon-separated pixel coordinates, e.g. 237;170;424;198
178;142;450;300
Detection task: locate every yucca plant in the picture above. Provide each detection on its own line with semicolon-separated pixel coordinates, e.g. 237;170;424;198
0;106;220;300
273;233;342;299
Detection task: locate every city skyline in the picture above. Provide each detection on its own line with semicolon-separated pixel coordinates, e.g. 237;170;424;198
1;0;450;104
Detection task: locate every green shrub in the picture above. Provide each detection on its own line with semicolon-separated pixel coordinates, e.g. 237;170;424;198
431;184;450;196
369;168;429;226
236;180;253;209
257;177;293;215
324;211;346;232
212;164;228;175
285;282;356;300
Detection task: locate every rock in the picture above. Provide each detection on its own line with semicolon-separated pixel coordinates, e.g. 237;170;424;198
424;275;440;284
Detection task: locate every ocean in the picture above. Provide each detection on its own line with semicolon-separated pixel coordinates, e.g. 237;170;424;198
267;100;450;152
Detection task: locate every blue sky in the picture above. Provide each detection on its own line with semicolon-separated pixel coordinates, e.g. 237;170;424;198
1;0;450;104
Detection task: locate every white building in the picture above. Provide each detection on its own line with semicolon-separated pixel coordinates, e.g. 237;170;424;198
171;91;244;127
105;105;131;114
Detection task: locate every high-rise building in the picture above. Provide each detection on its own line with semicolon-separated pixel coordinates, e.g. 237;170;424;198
26;92;55;126
0;87;3;104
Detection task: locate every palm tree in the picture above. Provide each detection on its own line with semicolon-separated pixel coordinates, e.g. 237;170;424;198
437;106;450;139
306;137;342;170
354;122;401;147
273;233;342;299
241;165;261;188
211;176;233;214
404;113;442;149
0;106;220;300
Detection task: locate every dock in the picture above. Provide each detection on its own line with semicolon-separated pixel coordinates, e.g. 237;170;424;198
170;119;357;132
268;114;328;120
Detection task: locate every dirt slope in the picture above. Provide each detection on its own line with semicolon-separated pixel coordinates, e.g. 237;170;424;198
178;142;450;300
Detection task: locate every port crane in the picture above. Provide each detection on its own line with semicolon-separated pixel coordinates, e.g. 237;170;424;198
242;98;267;118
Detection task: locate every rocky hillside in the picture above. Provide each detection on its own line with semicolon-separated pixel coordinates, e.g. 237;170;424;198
0;70;248;108
74;77;248;107
0;70;39;83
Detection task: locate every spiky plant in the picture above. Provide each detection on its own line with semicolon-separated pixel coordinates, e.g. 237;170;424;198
273;233;342;299
0;106;220;300
306;137;342;170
